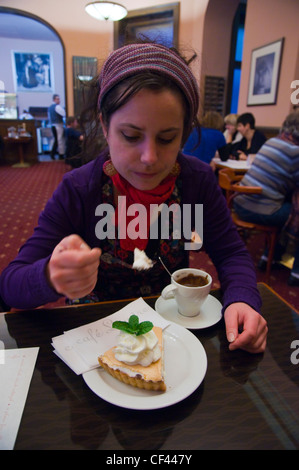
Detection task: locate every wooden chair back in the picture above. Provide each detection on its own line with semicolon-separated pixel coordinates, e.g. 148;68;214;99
218;168;278;284
218;168;262;207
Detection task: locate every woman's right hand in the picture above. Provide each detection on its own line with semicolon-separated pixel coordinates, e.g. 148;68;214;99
46;234;101;299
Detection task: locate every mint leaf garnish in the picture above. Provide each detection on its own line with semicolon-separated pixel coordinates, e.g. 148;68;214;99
112;315;153;336
128;314;139;331
111;321;136;335
135;321;153;336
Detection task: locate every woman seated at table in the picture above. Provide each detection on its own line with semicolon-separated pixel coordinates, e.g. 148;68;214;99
183;111;227;165
0;41;267;353
229;113;266;160
223;113;242;144
234;111;299;286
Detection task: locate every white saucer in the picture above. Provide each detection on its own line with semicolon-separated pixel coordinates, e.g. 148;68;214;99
155;294;222;329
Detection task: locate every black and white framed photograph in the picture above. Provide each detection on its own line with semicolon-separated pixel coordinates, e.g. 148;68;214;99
247;38;284;106
12;51;53;92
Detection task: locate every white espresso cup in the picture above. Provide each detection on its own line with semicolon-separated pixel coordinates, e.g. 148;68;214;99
161;268;212;317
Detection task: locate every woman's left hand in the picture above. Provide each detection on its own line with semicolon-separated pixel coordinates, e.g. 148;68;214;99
224;302;268;353
237;151;247;160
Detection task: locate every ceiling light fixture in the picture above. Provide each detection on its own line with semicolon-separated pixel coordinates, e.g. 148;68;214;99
85;1;127;21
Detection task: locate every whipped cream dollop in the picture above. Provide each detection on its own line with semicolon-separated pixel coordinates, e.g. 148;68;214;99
132;248;154;271
114;330;161;367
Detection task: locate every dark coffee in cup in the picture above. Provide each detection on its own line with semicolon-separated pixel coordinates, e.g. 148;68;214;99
176;273;209;287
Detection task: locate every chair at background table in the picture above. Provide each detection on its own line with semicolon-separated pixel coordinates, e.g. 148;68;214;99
218;168;279;283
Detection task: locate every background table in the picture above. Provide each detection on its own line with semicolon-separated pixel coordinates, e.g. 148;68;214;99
1;283;298;450
213;157;251;173
3;136;32;167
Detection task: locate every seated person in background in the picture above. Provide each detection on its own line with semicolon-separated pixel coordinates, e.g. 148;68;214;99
19;109;34;120
223;113;242;144
230;112;266;160
234;111;299;286
183;110;227;165
65;116;83;168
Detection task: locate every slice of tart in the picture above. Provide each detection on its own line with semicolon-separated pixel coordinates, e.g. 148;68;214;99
98;316;166;391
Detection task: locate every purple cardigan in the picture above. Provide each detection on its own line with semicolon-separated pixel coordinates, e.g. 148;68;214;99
0;152;261;312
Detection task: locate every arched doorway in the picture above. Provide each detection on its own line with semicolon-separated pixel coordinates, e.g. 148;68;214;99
200;0;246;117
0;7;67;120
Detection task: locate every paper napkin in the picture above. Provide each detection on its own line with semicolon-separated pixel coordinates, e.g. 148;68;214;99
52;297;169;375
0;347;39;450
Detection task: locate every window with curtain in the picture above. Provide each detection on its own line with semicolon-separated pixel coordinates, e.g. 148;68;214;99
226;2;246;114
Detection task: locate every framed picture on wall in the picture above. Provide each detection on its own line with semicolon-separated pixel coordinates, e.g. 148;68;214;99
247;38;284;106
12;52;54;92
114;3;179;49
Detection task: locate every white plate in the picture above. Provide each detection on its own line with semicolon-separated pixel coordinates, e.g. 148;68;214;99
155;294;222;330
215;159;251;170
83;323;207;410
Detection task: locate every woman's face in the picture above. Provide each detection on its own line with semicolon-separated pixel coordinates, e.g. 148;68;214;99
237;122;250;137
101;88;185;190
225;123;236;133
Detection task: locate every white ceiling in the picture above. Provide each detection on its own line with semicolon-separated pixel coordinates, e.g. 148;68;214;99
0;13;59;41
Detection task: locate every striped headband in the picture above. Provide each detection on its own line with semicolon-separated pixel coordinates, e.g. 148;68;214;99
98;43;199;121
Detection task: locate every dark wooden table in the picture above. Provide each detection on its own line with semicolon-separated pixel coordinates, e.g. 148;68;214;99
3;136;32;167
1;283;298;450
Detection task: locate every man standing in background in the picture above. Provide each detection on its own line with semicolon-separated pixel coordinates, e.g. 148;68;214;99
48;94;65;160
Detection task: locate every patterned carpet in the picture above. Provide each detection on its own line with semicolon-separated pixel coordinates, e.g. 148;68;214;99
0;160;69;309
0;159;298;312
0;160;68;269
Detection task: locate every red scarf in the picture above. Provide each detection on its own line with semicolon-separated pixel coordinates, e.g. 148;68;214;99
111;172;177;251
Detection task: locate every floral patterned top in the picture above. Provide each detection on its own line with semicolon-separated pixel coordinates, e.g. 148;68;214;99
68;172;188;304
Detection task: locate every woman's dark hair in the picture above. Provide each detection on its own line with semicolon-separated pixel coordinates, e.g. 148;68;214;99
237;112;255;129
78;79;107;163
